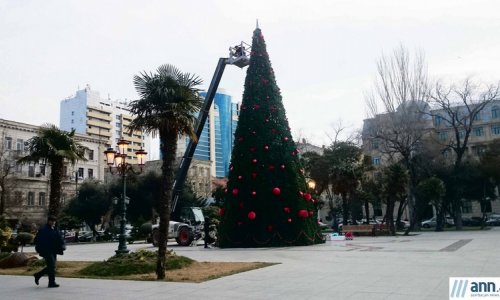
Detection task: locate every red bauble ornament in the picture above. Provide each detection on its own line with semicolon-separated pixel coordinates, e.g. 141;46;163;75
283;207;291;213
264;145;269;151
272;187;281;196
219;208;225;216
268;164;275;171
250;147;256;153
251;191;257;196
254;104;260;110
238;137;244;143
303;193;312;201
237;221;243;226
251;172;257;179
224;188;228;193
232;188;239;196
271;128;277;134
239;202;244;209
309;211;314;216
280;164;285;169
298;209;309;218
252;158;258;164
267;225;273;232
248;211;256;220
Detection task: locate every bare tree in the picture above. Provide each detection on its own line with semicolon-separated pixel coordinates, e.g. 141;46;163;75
0;132;18;216
364;45;431;234
426;77;500;229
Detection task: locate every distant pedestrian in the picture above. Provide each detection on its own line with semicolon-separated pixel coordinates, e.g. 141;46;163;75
204;218;211;248
33;215;65;288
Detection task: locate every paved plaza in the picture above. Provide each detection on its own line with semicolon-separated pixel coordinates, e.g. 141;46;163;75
1;228;500;299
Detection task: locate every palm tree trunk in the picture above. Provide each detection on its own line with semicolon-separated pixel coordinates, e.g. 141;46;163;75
49;158;64;217
156;130;177;280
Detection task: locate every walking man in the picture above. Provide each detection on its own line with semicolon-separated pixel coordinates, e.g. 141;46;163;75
33;215;65;288
204;218;211;248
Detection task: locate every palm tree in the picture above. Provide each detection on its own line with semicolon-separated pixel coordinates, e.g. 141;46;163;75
18;124;87;217
128;64;203;280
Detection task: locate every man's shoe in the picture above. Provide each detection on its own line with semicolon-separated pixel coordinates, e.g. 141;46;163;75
34;274;40;286
48;283;60;288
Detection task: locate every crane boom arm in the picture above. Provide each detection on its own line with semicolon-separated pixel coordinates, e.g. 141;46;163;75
171;58;228;211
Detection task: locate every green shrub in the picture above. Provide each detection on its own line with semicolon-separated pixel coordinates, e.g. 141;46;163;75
79;250;193;277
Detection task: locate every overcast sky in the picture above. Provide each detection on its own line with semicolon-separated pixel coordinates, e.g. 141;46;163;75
2;0;500;148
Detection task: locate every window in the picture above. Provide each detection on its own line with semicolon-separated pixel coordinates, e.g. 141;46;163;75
61;193;66;206
473;113;482;121
14;191;22;204
88;150;94;160
16;139;23;151
434;115;443;126
28;166;35;177
27;192;35;206
71;111;74;116
38;192;46;206
438;131;448;141
71;119;74;124
78;168;84;178
15;164;22;173
474;127;484;137
40;165;45;176
371;140;379;150
458;130;465;139
492;125;500;135
88;168;94;178
5;137;12;150
492;106;500;119
372;157;381;166
462;200;472;213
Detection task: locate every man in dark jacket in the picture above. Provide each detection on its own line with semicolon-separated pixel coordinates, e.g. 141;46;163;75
33;215;65;288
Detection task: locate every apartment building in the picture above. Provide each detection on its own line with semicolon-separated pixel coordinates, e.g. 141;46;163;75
60;85;147;165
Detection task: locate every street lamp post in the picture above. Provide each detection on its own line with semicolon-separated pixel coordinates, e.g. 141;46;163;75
104;138;147;254
307;179;318;221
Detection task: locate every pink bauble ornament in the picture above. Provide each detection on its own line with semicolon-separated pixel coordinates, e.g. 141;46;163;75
283;137;289;142
287;218;292;223
280;164;285;169
251;172;257;179
264;145;269;151
309;211;314;216
272;187;281;196
252;158;258;164
251;191;257;196
238;175;243;180
232;188;239;196
248;211;256;220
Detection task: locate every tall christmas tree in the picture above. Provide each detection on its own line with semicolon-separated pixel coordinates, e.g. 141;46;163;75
218;27;325;247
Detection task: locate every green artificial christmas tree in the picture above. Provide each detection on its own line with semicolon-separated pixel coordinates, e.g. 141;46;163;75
218;27;325;247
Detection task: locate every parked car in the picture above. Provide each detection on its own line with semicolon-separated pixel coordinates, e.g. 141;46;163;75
486;216;500;226
462;217;483;226
421;217;454;228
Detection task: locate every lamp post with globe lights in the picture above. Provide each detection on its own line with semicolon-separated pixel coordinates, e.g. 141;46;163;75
104;138;147;254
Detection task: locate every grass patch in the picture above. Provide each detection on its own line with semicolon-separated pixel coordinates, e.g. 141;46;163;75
0;249;275;282
0;252;11;260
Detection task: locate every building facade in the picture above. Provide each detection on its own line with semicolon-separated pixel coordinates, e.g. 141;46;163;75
60;85;147;165
1;119;104;225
